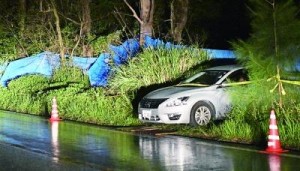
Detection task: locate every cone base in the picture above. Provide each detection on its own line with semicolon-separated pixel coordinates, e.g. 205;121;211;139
260;148;288;154
266;148;283;153
49;117;61;122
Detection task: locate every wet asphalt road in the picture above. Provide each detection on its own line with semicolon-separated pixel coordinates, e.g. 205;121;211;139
0;111;300;171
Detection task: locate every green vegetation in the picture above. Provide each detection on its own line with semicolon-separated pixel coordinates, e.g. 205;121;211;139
109;47;205;94
229;0;300;149
195;0;300;150
169;0;300;150
1;44;300;150
0;47;205;127
1;0;300;152
118;0;300;151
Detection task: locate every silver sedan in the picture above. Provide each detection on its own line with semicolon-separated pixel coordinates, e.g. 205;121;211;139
138;65;248;126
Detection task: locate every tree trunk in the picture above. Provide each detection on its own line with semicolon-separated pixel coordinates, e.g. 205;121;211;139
171;0;188;43
140;0;154;45
50;0;65;62
80;0;91;36
80;0;93;56
18;0;26;37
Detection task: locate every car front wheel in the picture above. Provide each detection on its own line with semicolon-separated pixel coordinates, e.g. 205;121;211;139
190;101;215;126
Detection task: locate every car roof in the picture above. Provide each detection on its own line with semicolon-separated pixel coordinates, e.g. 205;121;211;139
205;65;243;71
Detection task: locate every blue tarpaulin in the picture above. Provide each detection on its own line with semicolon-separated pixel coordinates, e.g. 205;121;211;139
144;36;165;49
145;36;237;59
283;59;300;72
109;38;140;65
202;48;236;59
87;53;111;87
295;59;300;71
144;36;184;49
71;56;97;71
0;51;60;87
144;36;235;59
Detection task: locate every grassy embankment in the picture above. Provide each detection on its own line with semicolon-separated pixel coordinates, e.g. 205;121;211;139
0;47;205;125
0;47;300;150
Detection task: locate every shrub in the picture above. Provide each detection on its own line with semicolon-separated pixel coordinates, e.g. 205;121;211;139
108;47;208;94
8;75;50;94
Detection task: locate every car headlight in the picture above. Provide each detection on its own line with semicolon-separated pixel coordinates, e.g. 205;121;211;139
165;96;189;107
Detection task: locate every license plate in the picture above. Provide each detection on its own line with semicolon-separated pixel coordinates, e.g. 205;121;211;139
142;110;152;119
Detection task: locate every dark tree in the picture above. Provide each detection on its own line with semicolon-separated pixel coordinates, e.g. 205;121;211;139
170;0;188;43
81;0;91;36
18;0;26;37
80;0;92;56
123;0;155;45
140;0;154;44
50;0;65;61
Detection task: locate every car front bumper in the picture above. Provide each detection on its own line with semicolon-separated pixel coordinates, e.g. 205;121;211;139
138;105;191;124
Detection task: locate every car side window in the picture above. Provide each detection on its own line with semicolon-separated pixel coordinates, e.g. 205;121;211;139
225;69;248;83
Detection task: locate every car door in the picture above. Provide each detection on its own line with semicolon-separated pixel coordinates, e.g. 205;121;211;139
225;69;249;84
217;69;249;117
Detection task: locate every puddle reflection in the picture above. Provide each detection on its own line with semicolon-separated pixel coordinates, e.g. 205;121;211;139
50;121;60;163
268;154;281;171
138;136;233;170
1;111;300;171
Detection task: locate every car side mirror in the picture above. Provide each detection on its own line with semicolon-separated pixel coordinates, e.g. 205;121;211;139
217;83;230;89
217;84;224;89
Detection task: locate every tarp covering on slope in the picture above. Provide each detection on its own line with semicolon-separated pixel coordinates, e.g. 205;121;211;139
144;36;235;59
144;36;184;49
71;56;97;71
289;59;300;71
109;38;140;65
144;36;165;49
87;53;111;87
0;51;60;87
283;59;300;72
202;48;236;59
296;59;300;71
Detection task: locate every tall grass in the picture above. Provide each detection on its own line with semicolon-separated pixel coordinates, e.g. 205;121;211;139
218;79;300;148
47;88;140;126
109;47;207;94
279;116;300;148
211;120;253;143
0;48;207;126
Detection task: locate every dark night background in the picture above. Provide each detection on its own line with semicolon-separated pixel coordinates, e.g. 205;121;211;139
0;0;250;49
138;0;251;49
1;0;300;54
185;0;250;49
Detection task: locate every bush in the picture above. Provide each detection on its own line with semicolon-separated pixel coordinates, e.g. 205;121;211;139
108;47;208;94
8;75;50;94
223;79;300;148
90;31;123;55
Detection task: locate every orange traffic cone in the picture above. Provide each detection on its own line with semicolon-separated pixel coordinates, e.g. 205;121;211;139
264;109;286;153
50;97;61;122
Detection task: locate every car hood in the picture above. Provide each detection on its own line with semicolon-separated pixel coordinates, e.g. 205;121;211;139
144;85;217;99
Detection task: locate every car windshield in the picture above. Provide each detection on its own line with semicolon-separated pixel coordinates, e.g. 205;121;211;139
179;70;228;86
